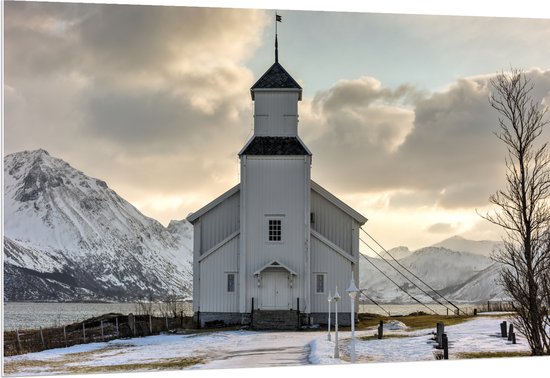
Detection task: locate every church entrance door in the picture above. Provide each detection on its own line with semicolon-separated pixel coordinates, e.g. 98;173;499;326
260;270;290;310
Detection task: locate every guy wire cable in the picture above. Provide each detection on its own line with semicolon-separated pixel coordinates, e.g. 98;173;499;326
359;252;439;315
358;288;391;316
360;237;456;314
360;227;463;315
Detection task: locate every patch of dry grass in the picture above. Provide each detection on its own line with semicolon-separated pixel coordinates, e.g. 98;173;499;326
3;343;204;376
65;357;204;374
356;313;472;331
358;334;411;341
456;351;531;359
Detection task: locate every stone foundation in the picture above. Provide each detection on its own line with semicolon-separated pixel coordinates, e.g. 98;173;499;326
310;312;353;326
196;312;243;328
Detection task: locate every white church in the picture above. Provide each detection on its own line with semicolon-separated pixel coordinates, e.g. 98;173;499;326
187;38;367;329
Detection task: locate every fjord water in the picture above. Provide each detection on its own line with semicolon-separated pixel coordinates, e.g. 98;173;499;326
3;302;194;331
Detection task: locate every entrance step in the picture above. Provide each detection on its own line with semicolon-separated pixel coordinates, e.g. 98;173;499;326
251;310;299;330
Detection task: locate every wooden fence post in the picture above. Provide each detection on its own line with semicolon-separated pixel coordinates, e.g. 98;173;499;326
487;301;490;312
83;323;86;343
129;313;135;336
378;320;383;339
16;329;21;352
63;326;67;347
40;327;45;348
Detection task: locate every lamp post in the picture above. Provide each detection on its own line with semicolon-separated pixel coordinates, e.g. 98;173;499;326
333;286;340;359
327;291;332;341
346;272;359;363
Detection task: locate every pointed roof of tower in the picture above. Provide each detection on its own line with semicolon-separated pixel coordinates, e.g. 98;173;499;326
250;62;302;100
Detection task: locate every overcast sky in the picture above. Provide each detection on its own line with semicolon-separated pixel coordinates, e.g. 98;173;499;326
4;1;550;250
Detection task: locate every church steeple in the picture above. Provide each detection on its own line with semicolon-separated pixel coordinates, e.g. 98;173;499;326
275;33;279;63
240;13;309;156
275;12;281;63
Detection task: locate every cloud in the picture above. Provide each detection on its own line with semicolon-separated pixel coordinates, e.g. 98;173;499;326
426;222;458;234
304;68;550;210
4;2;268;223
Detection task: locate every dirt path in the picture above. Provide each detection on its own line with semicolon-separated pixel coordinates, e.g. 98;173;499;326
193;330;314;369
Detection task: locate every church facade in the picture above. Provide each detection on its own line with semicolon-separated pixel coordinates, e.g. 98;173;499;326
187;55;367;328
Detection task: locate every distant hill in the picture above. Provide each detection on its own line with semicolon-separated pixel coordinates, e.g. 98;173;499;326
4;149;193;301
359;241;507;304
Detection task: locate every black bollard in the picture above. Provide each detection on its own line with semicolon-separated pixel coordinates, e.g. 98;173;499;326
378;320;384;339
442;333;449;360
502;320;508;337
512;332;517;344
508;324;514;341
436;322;445;348
500;322;507;338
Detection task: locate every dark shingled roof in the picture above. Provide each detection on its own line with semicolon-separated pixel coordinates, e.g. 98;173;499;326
251;62;302;99
240;137;310;156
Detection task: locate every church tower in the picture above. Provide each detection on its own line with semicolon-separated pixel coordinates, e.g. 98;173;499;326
238;52;313;314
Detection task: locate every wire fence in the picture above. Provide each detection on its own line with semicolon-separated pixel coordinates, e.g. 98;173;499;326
3;312;195;357
358;301;515;317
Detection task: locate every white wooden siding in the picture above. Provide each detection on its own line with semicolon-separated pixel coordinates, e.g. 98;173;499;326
311;190;354;254
310;235;356;313
254;92;299;137
198;236;240;312
243;156;308;312
200;191;240;254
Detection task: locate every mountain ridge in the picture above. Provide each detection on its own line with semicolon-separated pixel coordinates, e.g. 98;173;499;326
4;149;193;301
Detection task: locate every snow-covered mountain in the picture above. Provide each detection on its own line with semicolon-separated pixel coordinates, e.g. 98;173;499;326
431;235;503;257
3;149;193;301
380;246;413;260
359;245;506;304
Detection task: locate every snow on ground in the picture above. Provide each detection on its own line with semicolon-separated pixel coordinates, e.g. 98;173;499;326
350;316;529;363
3;315;533;376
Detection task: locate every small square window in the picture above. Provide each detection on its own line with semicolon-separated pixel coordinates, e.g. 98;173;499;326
315;273;326;294
268;219;282;241
226;273;236;293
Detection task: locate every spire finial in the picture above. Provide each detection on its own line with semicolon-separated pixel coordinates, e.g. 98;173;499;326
275;34;278;63
275;12;282;63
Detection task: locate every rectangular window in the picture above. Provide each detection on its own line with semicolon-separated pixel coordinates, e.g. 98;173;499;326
315;273;326;294
268;219;282;241
226;273;236;293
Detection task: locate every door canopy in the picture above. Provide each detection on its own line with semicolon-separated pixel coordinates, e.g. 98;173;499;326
254;260;297;288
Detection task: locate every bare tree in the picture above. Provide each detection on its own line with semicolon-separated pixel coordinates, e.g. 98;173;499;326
135;293;155;316
484;68;550;355
159;291;185;318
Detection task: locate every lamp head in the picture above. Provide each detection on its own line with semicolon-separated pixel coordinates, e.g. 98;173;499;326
333;286;341;302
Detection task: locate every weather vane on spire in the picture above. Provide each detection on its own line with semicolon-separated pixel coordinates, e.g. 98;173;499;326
275;11;282;63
